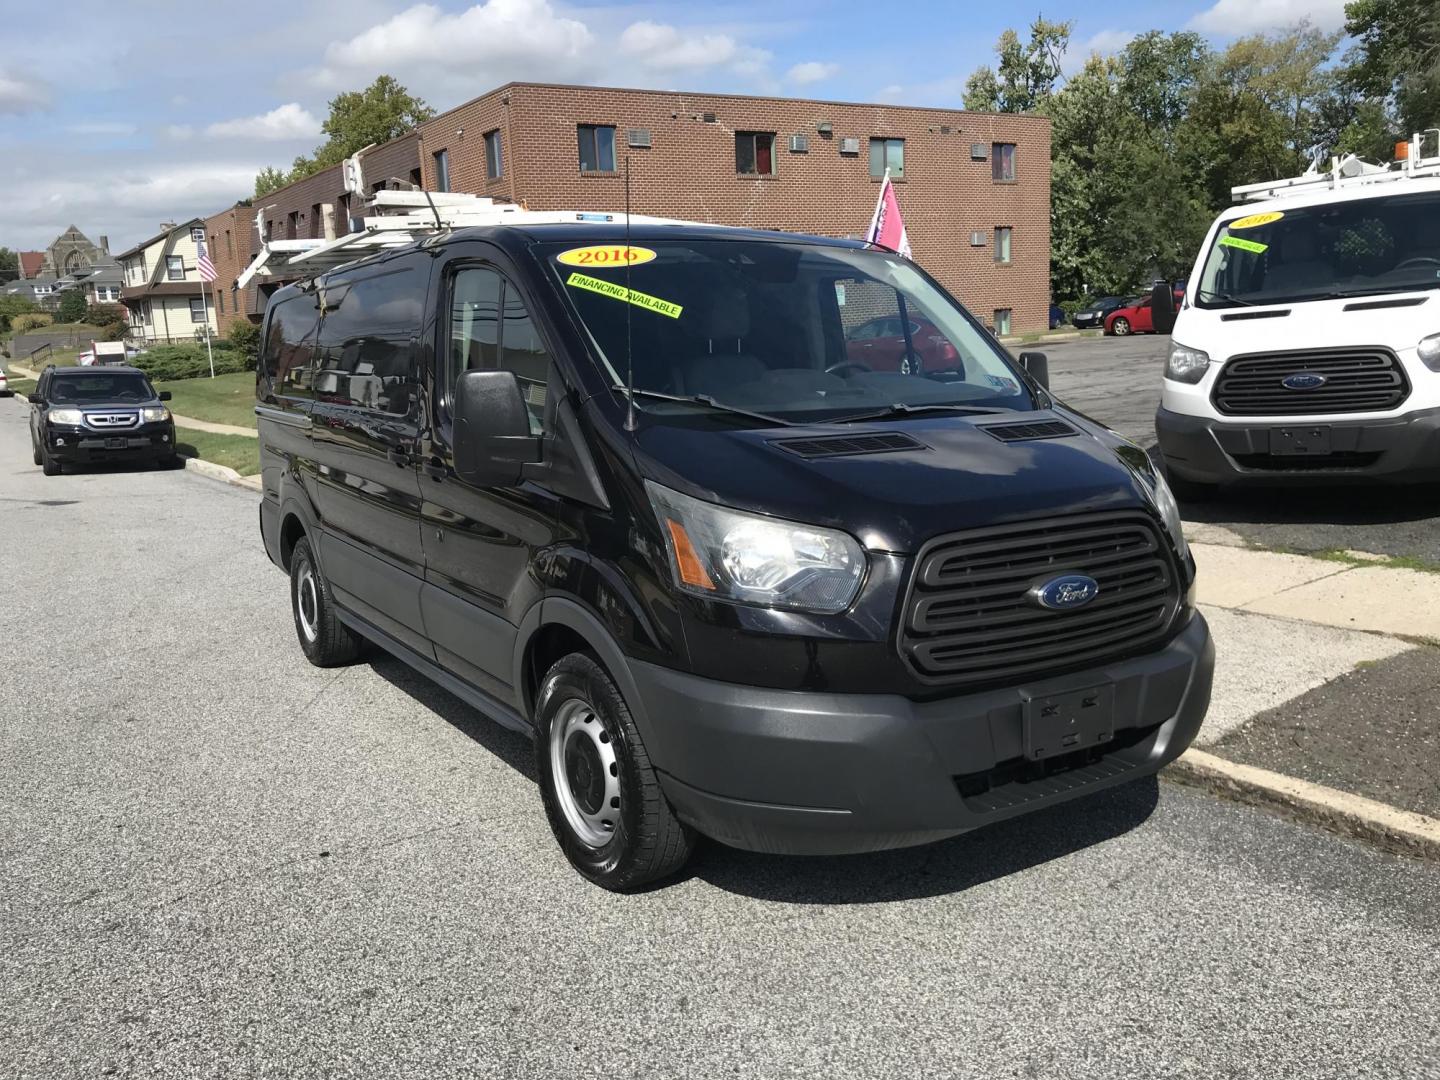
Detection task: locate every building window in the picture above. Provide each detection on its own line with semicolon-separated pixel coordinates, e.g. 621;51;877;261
225;229;234;258
166;255;184;280
287;211;298;239
190;297;207;323
993;308;1012;336
992;143;1016;182
310;203;322;239
190;226;204;242
735;132;776;176
94;285;118;302
577;124;616;173
484;130;503;179
869;137;905;180
433;149;451;192
994;227;1013;264
217;289;225;314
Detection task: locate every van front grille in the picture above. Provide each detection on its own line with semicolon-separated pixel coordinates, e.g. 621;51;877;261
899;511;1180;687
1212;348;1408;416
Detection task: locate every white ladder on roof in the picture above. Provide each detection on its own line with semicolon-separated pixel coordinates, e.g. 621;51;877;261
1231;129;1440;203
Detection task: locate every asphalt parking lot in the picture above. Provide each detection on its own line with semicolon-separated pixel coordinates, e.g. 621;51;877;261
1045;333;1440;564
4;392;1440;1077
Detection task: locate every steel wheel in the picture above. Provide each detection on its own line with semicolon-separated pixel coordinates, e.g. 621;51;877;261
296;562;320;643
1112;317;1131;336
549;696;620;848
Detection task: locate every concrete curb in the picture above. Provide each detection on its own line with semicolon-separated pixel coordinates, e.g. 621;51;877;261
180;455;261;492
1164;748;1440;862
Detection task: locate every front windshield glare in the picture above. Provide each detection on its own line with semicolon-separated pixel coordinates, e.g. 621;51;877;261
48;374;153;403
543;239;1032;421
1196;191;1440;308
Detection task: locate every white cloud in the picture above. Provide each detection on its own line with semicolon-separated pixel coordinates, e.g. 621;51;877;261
878;84;904;100
205;102;321;140
164;124;194;140
1062;29;1136;75
66;121;138;136
0;69;47;114
619;21;739;71
317;0;594;86
786;61;838;85
1187;0;1349;35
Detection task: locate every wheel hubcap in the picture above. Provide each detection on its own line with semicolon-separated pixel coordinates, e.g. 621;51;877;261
296;564;319;643
549;697;620;848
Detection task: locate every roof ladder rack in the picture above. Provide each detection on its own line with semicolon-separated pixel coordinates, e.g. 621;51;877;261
1231;129;1440;203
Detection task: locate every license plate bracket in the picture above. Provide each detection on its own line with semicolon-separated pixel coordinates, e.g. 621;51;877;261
105;437;127;449
1022;684;1116;762
1270;425;1331;456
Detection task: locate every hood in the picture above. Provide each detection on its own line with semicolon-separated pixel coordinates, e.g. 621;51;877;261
1175;292;1437;359
633;408;1154;553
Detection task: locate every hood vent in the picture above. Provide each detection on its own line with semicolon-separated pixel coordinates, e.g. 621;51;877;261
1344;296;1429;312
980;419;1078;443
1221;309;1291;321
772;432;925;458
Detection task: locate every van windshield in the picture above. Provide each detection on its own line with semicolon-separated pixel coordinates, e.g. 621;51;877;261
541;239;1033;422
1195;190;1440;308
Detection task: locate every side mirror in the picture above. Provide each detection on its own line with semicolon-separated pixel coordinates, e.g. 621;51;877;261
1018;351;1049;390
27;394;44;405
452;370;542;489
158;391;172;402
1150;282;1177;334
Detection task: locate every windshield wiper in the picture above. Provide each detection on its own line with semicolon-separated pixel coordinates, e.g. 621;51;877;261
830;402;1008;424
612;386;793;427
1195;289;1256;306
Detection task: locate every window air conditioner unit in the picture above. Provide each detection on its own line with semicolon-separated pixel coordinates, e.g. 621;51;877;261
971;143;988;160
627;128;652;148
840;137;860;155
789;134;809;153
970;231;986;247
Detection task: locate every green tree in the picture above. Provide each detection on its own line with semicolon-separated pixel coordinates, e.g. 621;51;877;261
56;289;88;323
254;75;435;194
962;18;1073;112
0;247;17;281
1345;0;1440;137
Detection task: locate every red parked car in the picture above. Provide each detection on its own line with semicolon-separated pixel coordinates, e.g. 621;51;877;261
844;316;959;373
1104;289;1184;336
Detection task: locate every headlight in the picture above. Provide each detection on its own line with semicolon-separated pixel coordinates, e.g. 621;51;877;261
1165;341;1210;384
48;407;83;425
141;406;170;423
1149;468;1190;560
645;480;866;613
1418;333;1440;371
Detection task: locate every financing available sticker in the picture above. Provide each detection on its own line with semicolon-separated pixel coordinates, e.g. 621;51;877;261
566;272;684;318
1220;235;1269;254
1228;211;1284;230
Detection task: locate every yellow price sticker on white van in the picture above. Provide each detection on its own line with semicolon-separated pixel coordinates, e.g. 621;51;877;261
1228;211;1284;230
566;272;683;318
555;244;657;268
1220;235;1268;254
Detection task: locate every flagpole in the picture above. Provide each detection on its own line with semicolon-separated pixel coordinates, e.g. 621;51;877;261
197;241;215;378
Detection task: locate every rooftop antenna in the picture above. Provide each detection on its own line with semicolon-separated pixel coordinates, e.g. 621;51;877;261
623;155;637;432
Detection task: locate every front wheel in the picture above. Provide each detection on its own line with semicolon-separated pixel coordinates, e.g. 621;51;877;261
41;446;61;476
1111;317;1131;337
32;438;42;467
535;653;694;891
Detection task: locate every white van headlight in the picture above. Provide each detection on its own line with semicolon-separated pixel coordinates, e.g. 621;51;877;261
646;481;866;613
1418;333;1440;371
1165;341;1210;384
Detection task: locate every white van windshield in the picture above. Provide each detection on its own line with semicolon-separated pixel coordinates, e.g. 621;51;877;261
1194;190;1440;308
542;239;1033;422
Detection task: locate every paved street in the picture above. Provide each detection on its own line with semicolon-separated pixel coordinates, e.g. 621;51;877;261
1045;333;1440;564
4;399;1440;1079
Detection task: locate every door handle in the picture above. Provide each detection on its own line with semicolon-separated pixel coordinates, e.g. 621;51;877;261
422;458;446;480
387;448;412;467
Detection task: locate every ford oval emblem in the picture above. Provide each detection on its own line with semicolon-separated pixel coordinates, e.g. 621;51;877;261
1030;574;1100;611
1282;371;1327;390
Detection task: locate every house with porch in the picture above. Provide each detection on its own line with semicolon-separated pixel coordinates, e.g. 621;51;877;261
115;219;219;343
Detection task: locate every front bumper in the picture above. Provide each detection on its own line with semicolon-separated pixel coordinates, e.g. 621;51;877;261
44;422;176;464
629;613;1213;855
1155;406;1440;485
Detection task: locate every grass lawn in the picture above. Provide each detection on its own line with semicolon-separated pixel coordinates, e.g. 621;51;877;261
175;427;260;476
156;371;257;429
6;376;36;397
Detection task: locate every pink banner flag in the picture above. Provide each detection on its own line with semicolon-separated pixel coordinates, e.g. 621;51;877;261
865;170;911;258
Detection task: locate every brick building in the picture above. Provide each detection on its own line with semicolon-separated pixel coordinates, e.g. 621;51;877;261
203;203;257;334
413;83;1051;332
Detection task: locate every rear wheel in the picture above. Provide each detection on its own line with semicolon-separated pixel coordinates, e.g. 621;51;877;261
1111;317;1131;337
289;536;361;667
535;653;694;891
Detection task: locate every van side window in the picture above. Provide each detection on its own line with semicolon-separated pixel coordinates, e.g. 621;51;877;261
262;294;320;400
447;267;548;435
313;267;422;416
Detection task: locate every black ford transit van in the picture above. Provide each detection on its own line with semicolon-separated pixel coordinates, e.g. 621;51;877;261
256;220;1213;890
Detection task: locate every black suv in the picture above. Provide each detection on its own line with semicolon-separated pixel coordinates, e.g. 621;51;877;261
28;365;176;475
256;220;1214;890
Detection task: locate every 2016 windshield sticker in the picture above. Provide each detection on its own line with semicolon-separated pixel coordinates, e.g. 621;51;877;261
555;244;657;268
566;272;684;318
1228;211;1284;230
1220;235;1268;254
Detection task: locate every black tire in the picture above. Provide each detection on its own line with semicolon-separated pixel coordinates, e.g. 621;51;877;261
32;439;42;467
1111;317;1131;337
289;535;361;667
535;653;694;891
41;447;61;476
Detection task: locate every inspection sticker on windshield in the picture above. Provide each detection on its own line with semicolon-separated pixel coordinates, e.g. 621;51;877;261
1220;235;1268;254
555;244;657;268
566;272;683;318
1228;211;1284;230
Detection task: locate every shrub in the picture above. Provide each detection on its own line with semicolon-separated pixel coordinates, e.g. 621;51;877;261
129;343;254;381
86;302;127;327
12;313;53;333
57;289;88;323
100;321;129;342
224;320;262;363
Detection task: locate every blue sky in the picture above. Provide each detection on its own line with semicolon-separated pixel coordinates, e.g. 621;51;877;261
0;0;1348;254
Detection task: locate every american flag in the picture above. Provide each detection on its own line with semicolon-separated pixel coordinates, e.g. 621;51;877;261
196;235;217;283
